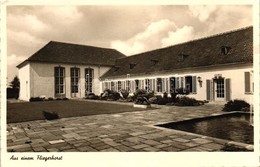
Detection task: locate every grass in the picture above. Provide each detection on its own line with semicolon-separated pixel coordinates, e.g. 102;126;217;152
7;100;146;123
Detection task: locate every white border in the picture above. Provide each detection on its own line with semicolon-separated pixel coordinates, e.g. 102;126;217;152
1;0;259;167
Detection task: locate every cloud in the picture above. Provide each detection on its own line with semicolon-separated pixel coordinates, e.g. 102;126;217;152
111;19;177;55
41;6;83;26
7;54;26;66
188;5;217;22
8;29;44;47
8;13;49;34
207;6;252;34
161;26;195;47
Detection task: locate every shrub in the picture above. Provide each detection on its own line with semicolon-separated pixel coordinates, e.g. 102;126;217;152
126;96;134;102
148;95;162;104
7;88;19;99
120;89;129;99
48;97;54;101
175;96;199;106
134;96;151;105
101;89;121;101
170;87;190;102
29;97;45;102
134;89;154;101
222;99;250;112
62;97;69;100
157;98;168;105
86;94;99;100
42;111;59;120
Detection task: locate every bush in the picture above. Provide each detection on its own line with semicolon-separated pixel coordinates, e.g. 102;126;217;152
48;97;54;101
62;97;69;100
222;99;250;112
30;97;45;102
86;94;99;100
157;98;169;105
126;96;134;102
134;96;151;105
42;111;59;120
170;87;190;102
7;88;19;99
120;89;129;99
134;89;154;101
101;89;121;101
175;96;199;106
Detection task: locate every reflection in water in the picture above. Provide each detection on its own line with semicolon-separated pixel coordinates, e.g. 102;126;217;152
160;113;253;144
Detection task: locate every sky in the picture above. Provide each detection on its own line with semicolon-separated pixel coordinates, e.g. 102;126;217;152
6;5;252;83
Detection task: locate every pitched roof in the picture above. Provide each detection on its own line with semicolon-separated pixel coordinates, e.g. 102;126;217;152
101;26;253;79
17;41;126;68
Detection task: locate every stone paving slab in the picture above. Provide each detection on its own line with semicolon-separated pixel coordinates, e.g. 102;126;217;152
7;103;253;152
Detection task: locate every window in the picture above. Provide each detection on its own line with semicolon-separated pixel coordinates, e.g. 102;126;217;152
118;81;122;91
169;77;176;92
145;79;150;91
126;80;130;92
185;76;197;93
71;67;80;94
185;76;192;92
104;82;109;90
157;78;162;92
135;80;139;90
55;66;65;94
111;82;115;91
85;68;94;95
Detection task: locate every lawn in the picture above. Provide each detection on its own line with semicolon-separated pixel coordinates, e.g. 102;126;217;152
7;100;146;123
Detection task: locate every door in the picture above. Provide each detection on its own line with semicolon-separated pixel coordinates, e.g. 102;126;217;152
214;79;225;101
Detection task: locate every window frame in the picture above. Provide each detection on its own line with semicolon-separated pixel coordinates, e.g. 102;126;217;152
54;66;65;95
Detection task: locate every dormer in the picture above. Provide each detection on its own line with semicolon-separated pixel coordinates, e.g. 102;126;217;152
178;53;189;62
221;46;232;55
151;59;159;65
129;63;137;69
113;66;120;71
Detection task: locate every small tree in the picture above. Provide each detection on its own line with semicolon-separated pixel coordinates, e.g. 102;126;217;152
10;76;20;89
9;76;20;99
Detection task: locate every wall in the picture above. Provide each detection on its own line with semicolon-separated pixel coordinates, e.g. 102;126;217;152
18;63;30;101
29;62;111;100
102;65;253;103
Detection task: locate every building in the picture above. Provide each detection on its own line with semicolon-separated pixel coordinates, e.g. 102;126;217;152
17;26;253;103
17;41;126;101
101;26;253;103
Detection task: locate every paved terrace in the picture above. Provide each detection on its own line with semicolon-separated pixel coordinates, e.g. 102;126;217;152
7;103;252;152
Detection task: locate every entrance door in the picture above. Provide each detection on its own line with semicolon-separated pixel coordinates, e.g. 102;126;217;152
214;79;225;101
